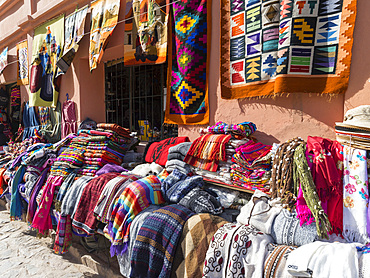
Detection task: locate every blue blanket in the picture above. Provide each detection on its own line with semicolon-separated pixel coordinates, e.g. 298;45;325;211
130;204;194;278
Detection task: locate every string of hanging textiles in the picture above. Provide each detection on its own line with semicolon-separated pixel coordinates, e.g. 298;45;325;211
4;0;181;66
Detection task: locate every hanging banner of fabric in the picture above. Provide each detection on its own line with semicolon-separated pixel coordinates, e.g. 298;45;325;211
0;47;8;74
16;41;29;85
29;14;64;107
164;0;210;125
123;0;170;66
220;0;358;99
56;5;88;75
89;0;120;71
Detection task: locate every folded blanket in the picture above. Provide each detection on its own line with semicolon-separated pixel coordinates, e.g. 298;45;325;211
179;187;223;215
270;209;318;246
171;214;228;278
165;159;192;175
168;142;192;157
144;137;190;166
185;134;231;172
130;204;195;278
162;169;203;203
286;241;359;278
167;153;186;161
96;163;127;176
108;175;166;256
97;123;131;138
72;172;119;235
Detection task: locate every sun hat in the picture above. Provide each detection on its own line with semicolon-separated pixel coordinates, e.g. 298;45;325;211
336;105;370;130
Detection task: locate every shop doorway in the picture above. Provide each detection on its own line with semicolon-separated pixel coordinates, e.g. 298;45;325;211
104;60;177;141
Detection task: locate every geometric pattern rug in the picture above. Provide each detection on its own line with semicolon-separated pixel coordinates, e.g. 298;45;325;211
220;0;357;99
165;0;210;125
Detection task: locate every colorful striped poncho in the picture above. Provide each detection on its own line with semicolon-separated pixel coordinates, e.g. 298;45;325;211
130;204;194;278
108;175;166;256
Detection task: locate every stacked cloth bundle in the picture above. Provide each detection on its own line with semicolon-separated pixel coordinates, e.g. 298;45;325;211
70;123;132;177
200;121;257;139
184;134;232;172
230;140;272;191
50;135;84;178
165;142;192;175
335;105;370;150
193;138;250;184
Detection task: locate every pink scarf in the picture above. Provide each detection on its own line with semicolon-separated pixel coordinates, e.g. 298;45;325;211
31;175;64;236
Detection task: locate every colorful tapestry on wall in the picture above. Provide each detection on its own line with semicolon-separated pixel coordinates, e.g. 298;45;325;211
89;0;120;71
164;0;210;125
16;41;29;85
220;0;357;99
0;47;8;74
56;5;88;75
30;15;64;107
123;0;169;66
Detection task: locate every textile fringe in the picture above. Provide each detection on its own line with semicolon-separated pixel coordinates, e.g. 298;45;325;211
186;135;231;161
342;228;370;245
236;92;342;101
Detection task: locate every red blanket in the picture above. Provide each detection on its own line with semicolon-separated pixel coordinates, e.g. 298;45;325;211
145;136;190;166
72;172;119;235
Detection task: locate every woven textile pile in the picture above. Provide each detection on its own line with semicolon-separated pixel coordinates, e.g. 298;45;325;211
230;140;272;191
190;121;256;184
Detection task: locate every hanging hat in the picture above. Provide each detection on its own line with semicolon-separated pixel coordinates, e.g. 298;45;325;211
336;105;370;130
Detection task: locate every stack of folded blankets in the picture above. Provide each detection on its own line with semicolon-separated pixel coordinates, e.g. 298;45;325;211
230;140;272;191
200;121;257;139
189;121;255;184
76;123;132;177
335;105;370;150
50;136;84;178
165;142;193;175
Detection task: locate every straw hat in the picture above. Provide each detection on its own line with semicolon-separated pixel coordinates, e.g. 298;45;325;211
336;105;370;130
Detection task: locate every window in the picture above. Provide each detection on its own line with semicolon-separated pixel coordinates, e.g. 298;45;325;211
104;60;177;141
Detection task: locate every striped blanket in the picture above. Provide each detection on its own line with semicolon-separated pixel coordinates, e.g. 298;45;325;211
130;204;194;278
72;172;119;235
184;134;231;172
108;175;165;256
171;214;228;278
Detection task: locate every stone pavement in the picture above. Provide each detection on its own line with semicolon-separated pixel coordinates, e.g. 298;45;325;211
0;206;120;278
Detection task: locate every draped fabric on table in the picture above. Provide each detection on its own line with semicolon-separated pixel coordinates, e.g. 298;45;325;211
16;41;29;85
89;0;120;71
164;0;211;125
220;0;358;99
56;5;88;75
30;14;64;107
123;0;170;66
